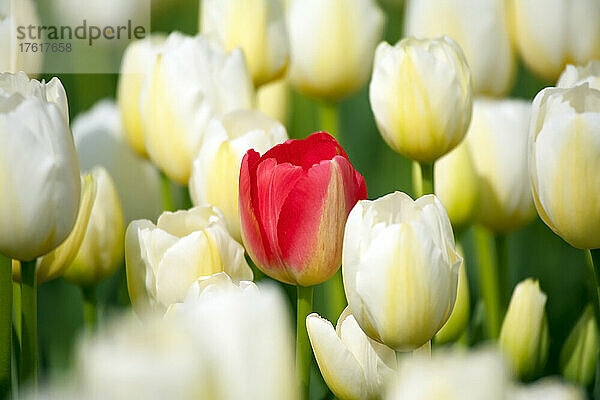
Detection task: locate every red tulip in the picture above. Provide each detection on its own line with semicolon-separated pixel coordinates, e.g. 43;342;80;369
239;132;367;286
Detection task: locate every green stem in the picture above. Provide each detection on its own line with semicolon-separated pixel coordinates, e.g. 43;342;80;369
160;171;174;212
420;162;434;196
82;286;97;330
495;234;509;309
587;250;600;325
588;249;600;399
474;226;501;339
19;260;37;388
412;162;434;197
296;285;314;400
0;255;11;399
319;102;339;139
12;282;21;348
322;270;346;322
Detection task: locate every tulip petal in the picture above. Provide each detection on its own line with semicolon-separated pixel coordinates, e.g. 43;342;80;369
356;220;455;350
261;131;348;170
306;313;367;400
155;230;222;305
252;157;304;281
277;156;366;285
36;173;97;284
336;308;396;396
125;219;160;314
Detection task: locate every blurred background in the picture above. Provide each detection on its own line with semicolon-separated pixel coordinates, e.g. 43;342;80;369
21;0;588;395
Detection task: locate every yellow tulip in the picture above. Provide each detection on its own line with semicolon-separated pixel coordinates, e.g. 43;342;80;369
434;142;479;231
288;0;385;101
63;167;125;287
405;0;515;96
529;84;600;249
200;0;288;87
117;35;166;157
509;0;600;81
369;36;472;162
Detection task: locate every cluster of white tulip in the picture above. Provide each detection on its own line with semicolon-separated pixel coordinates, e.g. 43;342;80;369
29;274;298;400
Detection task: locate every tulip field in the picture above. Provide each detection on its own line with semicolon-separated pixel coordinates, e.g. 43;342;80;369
1;0;600;399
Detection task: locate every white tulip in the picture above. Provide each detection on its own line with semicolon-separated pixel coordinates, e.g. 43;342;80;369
434;141;479;231
0;0;43;75
63;167;125;287
529;84;600;249
256;78;289;125
288;0;385;101
405;0;515;96
189;109;288;241
558;61;600;91
466;98;535;233
166;273;298;400
140;33;254;184
0;72;80;261
387;348;510;400
510;378;585;400
75;313;207;399
342;192;461;351
38;272;296;399
306;307;396;400
72;100;162;223
201;0;288;87
125;206;253;314
499;279;549;379
369;36;472;163
117;35;166;157
509;0;600;81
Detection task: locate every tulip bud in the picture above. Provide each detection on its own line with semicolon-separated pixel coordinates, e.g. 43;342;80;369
0;72;81;261
343;192;461;351
434;142;479;231
558;61;600;91
529;84;600;249
117;35;166;157
560;305;599;386
140;33;254;184
387;349;510;400
72;100;162;223
499;279;549;379
125;206;253;314
239;132;367;286
307;307;396;400
511;378;585;400
405;0;515;96
33;174;97;284
466;98;535;233
435;248;470;344
200;0;289;87
189;110;288;241
509;0;600;81
63;167;125;287
369;37;472;163
257;79;289;125
288;0;385;101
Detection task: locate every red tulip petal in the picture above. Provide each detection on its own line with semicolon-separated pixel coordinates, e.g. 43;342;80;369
261;132;348;170
239;150;271;269
276;156;366;285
